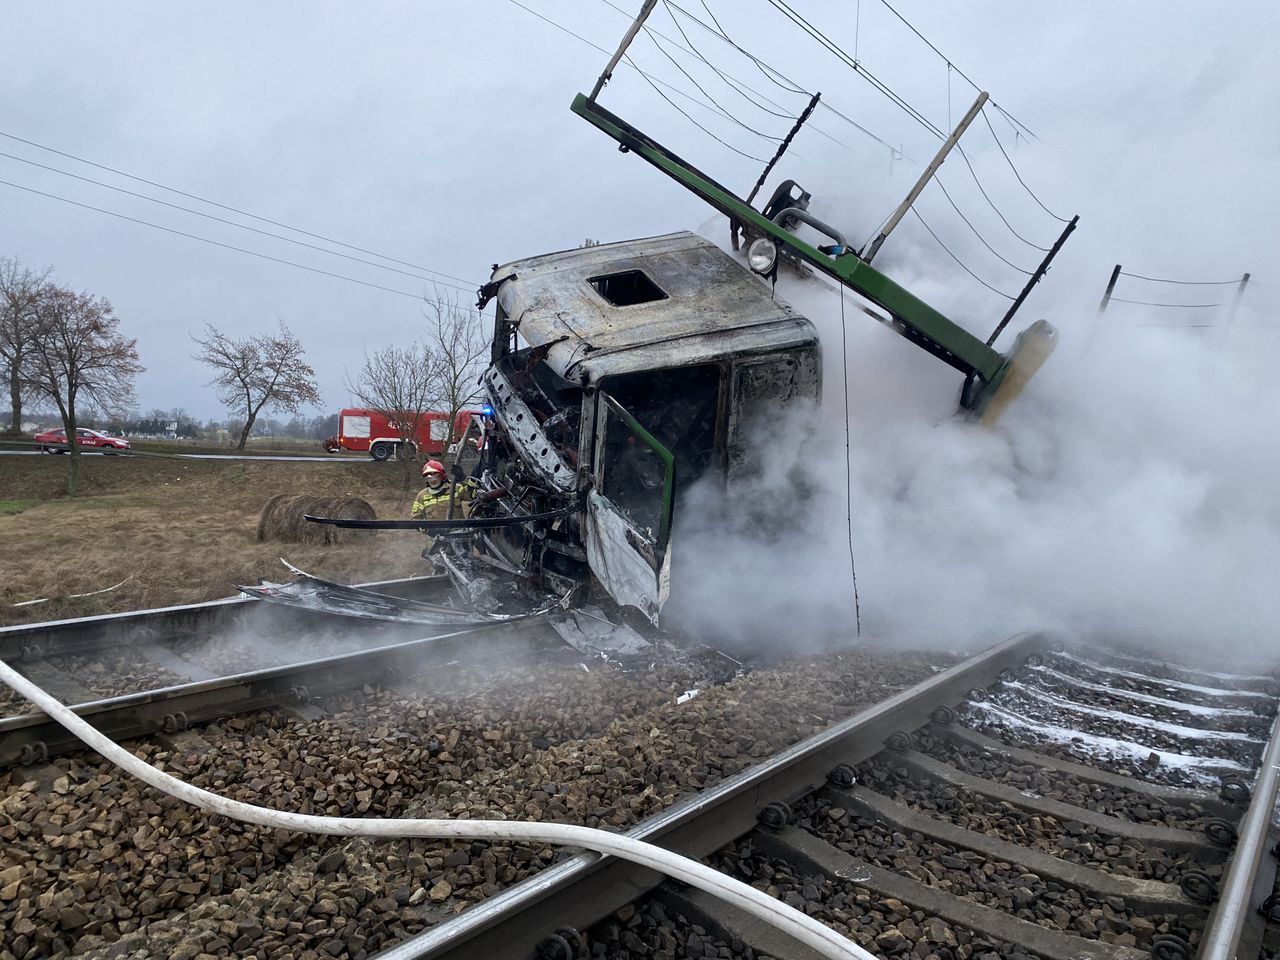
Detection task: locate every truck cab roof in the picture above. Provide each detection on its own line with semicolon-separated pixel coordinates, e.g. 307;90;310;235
492;231;818;385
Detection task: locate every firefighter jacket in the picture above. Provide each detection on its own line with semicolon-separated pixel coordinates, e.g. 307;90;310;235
411;481;473;520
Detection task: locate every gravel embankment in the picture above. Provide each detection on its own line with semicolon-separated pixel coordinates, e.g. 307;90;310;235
0;645;951;960
918;735;1215;831
795;795;1195;950
856;758;1211;888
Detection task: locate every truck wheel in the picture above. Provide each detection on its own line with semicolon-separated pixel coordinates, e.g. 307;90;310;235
397;442;418;461
370;442;392;462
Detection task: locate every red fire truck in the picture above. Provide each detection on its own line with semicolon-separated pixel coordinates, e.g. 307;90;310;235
322;408;476;461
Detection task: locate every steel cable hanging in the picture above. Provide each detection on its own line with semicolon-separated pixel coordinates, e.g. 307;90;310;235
930;176;1036;275
695;0;807;94
1119;271;1241;285
953;144;1050;251
625;55;769;162
664;0;903;154
909;208;1016;300
763;0;946;139
872;0;1039;142
978;108;1069;222
0;132;475;288
656;0;796;119
507;0;770;162
642;29;785;142
1109;297;1226;308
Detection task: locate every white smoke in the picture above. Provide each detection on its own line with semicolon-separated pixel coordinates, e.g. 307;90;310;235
667;226;1278;666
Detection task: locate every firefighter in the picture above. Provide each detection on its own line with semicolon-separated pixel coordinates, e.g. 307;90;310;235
411;460;455;520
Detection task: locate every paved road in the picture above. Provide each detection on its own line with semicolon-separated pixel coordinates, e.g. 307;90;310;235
0;449;370;463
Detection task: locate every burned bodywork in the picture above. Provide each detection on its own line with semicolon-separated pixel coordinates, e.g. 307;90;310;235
453;231;820;624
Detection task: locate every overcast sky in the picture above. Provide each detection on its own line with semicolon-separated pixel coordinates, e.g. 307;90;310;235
2;2;1275;421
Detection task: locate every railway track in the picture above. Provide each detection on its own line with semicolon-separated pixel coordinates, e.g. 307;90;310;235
1;618;1277;960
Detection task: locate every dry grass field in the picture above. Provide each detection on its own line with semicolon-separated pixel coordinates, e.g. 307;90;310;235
0;455;429;626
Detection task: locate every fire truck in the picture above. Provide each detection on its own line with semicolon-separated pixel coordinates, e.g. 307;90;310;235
322;408;476;461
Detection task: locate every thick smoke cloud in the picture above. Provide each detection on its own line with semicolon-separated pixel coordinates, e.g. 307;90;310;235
667;224;1276;666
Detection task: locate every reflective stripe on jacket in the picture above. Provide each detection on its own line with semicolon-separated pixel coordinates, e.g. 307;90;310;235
411;485;453;519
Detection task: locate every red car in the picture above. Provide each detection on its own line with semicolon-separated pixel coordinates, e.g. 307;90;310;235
34;427;131;455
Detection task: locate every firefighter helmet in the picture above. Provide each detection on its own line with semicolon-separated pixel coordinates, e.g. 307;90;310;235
422;459;446;478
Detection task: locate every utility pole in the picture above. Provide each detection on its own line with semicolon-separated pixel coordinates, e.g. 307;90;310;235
1219;271;1252;347
1097;264;1122;315
589;0;659;101
863;91;989;264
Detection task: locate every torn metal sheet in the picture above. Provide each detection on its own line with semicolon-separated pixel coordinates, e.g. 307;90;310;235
549;605;653;659
236;562;546;626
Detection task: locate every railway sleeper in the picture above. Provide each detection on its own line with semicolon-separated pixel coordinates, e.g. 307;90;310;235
824;783;1206;918
754;824;1165;960
935;725;1237;818
887;748;1224;858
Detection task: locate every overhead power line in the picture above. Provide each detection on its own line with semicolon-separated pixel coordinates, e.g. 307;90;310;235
0;178;437;301
0;150;468;288
0;130;476;288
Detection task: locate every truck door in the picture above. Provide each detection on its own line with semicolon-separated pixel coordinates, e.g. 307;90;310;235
586;393;675;623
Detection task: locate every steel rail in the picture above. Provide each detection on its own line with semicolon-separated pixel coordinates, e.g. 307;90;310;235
373;630;1048;960
1198;711;1280;960
0;617;557;767
0;574;448;661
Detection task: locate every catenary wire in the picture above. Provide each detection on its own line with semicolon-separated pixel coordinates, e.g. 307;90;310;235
656;0;795;119
1119;271;1242;286
930;176;1035;275
625;55;768;162
1109;297;1226;309
695;0;806;93
872;0;1039;142
506;0;769;159
0;131;476;288
0;150;468;288
642;28;785;141
953;144;1049;251
978;107;1067;221
763;0;947;139
664;0;904;155
0;178;441;301
909;208;1016;299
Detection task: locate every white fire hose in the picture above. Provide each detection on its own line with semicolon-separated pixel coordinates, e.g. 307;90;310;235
0;660;873;960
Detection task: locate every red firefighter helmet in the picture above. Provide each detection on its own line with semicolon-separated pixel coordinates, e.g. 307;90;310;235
421;459;446;478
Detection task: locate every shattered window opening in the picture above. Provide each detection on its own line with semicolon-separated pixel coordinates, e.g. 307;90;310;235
599;365;721;546
588;269;667;307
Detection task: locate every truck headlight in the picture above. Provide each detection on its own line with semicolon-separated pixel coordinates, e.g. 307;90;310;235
747;237;777;275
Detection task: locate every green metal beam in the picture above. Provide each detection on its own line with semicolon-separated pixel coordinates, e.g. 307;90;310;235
571;93;1008;389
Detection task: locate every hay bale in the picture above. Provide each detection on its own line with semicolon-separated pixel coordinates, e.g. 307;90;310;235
257;495;376;545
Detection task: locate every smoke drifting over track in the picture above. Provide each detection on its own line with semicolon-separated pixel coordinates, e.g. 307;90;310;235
668;234;1277;660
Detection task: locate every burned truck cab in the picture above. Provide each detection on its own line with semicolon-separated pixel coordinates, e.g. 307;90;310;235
475;231;820;624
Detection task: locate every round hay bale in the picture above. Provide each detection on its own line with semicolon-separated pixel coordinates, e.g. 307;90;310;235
257;495;376;545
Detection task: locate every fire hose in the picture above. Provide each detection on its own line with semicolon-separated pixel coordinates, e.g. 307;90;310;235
0;660;873;960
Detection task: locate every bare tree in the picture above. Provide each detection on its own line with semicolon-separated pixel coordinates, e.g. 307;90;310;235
0;257;50;435
423;288;488;515
349;343;442;488
193;321;320;450
23;286;143;495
